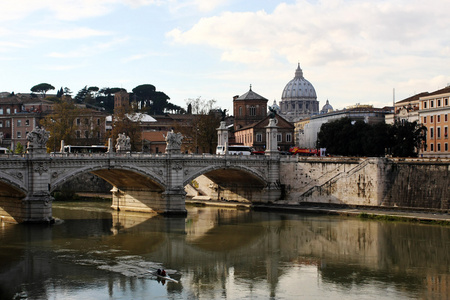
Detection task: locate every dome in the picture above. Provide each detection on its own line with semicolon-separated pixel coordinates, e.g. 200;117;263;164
279;63;319;122
320;99;333;114
281;64;317;100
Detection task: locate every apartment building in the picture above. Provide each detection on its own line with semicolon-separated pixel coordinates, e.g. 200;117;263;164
419;86;450;158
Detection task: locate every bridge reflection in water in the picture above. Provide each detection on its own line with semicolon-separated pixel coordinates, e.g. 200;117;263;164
0;202;448;299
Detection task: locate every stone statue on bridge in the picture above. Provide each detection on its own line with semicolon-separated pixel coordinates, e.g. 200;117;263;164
164;129;183;154
115;133;131;152
26;126;50;149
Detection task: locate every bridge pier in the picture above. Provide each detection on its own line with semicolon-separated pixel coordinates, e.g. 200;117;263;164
22;193;53;223
110;187;187;216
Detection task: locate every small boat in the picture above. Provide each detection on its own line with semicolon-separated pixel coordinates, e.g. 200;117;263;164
148;270;179;283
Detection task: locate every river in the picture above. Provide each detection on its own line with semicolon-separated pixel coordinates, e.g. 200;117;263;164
0;200;449;299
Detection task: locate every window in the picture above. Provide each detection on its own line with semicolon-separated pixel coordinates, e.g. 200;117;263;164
286;133;292;143
84;118;89;125
437;127;441;139
423;116;427;123
430;143;434;151
445;127;448;138
17;120;21;126
17;131;21;138
431;101;434;108
97;118;100;125
76;130;80;138
256;133;262;142
431;116;434;123
0;121;2;128
445;143;448;152
277;133;282;142
445;114;448;122
76;118;80;125
239;107;242;116
6;108;10;114
445;98;449;106
84;131;89;138
0;108;3;114
438;115;441;123
249;106;256;116
430;128;434;138
437;143;441;151
438;99;441;107
423;102;427;109
5;120;10;127
25;119;29;126
14;108;17;113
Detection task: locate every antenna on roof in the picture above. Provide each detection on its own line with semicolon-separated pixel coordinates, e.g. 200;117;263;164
393;88;395;106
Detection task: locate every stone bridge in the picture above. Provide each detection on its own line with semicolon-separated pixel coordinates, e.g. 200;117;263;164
0;151;281;223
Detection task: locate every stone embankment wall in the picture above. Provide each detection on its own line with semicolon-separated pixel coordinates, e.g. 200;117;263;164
280;157;449;211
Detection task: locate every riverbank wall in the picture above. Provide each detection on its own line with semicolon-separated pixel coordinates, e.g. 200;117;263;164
279;157;449;212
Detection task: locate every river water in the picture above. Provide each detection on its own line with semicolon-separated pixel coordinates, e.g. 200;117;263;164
0;200;449;300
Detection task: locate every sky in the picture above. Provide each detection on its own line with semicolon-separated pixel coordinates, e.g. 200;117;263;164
1;0;450;113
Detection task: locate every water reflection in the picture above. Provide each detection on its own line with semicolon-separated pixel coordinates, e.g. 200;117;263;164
0;201;449;299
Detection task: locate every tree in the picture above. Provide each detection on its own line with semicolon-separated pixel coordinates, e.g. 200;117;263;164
74;86;89;103
15;142;24;154
96;87;123;113
56;87;64;98
63;87;72;96
132;84;183;114
317;117;389;157
178;98;220;154
40;99;80;152
389;120;427;157
30;83;55;97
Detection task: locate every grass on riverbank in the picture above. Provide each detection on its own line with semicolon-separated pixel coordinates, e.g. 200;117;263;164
358;212;450;226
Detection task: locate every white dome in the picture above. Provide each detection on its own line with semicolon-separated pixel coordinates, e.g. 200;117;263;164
320;99;333;114
281;64;317;100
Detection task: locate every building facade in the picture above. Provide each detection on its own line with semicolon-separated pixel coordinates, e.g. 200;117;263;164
233;86;268;131
419;86;450;158
385;92;427;125
0;95;54;150
234;115;294;152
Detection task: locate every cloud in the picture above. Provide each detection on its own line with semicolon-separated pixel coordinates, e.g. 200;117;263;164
48;37;129;58
30;27;112;40
121;51;170;63
0;0;162;22
167;0;450;67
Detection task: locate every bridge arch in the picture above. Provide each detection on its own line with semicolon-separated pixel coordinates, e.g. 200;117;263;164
50;165;165;193
0;171;28;197
183;164;267;187
184;164;268;203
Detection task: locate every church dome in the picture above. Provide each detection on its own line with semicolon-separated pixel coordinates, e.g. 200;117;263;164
279;63;319;122
281;64;317;100
320;99;333;114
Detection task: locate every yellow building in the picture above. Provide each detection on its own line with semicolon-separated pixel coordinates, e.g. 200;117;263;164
419;86;450;158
